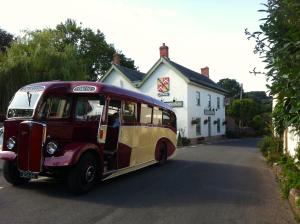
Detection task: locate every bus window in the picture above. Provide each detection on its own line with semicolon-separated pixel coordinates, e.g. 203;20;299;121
163;110;177;128
140;103;152;124
162;111;171;126
75;96;105;121
38;96;71;119
122;102;137;125
170;112;177;129
153;107;162;126
107;100;121;127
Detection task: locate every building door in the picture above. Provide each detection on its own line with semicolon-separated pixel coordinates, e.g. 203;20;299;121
208;116;211;138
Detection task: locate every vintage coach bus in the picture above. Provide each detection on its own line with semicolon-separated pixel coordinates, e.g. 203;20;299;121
0;81;177;193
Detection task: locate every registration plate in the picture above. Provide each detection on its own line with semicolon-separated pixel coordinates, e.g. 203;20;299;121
20;170;38;179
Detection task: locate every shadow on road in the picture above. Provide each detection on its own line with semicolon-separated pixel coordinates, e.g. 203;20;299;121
212;138;262;149
8;158;265;207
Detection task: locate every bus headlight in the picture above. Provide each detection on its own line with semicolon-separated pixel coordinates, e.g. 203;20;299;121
7;137;16;150
46;142;58;155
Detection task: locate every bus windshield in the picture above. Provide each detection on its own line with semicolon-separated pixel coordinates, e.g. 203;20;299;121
7;91;42;118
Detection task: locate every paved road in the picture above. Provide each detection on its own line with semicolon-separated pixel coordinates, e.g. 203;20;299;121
0;139;296;224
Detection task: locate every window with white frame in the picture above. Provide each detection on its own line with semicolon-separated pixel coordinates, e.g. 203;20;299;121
217;97;220;109
196;91;201;106
196;118;201;136
207;94;211;108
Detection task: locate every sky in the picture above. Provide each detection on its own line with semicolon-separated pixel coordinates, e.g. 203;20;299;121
0;0;268;92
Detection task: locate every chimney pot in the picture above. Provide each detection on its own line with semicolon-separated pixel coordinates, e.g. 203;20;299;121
113;53;120;65
201;67;209;78
159;43;169;58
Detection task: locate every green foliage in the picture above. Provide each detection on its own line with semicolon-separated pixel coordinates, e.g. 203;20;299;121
227;98;258;126
259;136;300;199
0;29;87;113
258;135;283;161
0;19;137;114
278;156;300;198
55;19;136;81
181;137;191;146
217;78;242;98
0;28;14;53
246;0;300;135
177;132;183;146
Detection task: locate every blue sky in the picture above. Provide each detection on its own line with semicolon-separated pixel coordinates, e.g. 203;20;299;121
0;0;268;92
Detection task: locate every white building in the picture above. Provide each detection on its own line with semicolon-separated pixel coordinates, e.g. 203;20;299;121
273;98;299;157
100;43;228;143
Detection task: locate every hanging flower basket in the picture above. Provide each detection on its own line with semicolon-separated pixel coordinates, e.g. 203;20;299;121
203;119;208;125
213;120;218;125
222;121;227;126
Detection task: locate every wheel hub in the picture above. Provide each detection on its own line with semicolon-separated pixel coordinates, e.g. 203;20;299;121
85;166;95;183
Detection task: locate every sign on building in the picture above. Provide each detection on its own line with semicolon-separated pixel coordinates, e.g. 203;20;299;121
204;109;215;115
157;77;170;96
165;101;183;108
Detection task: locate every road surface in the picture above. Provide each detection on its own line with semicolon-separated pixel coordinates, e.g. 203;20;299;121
0;139;296;224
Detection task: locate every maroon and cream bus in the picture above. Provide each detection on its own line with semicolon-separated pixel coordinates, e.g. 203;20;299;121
0;81;177;193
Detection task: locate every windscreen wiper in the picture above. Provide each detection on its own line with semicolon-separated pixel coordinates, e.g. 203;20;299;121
27;91;32;107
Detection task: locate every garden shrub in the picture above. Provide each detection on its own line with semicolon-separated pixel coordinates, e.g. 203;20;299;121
278;156;300;198
258;135;283;161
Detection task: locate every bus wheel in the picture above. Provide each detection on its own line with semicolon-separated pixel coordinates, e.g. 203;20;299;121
3;161;30;185
67;153;98;194
158;143;168;165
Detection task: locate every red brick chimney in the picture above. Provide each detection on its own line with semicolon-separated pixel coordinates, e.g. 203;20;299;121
201;67;209;78
113;53;120;65
159;43;169;58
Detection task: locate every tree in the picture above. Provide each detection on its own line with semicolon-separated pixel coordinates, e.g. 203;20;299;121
246;0;300;134
0;29;87;114
217;78;242;98
0;19;137;114
0;28;14;53
244;91;272;114
227;99;258;127
55;19;136;80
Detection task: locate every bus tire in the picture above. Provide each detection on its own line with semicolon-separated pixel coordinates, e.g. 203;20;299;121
67;153;98;194
158;143;168;165
3;161;30;185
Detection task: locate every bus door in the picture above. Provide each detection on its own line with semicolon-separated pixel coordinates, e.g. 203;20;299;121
103;99;121;171
118;101;138;169
73;95;105;143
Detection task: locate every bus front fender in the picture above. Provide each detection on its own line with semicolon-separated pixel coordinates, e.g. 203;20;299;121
0;151;17;161
44;143;101;167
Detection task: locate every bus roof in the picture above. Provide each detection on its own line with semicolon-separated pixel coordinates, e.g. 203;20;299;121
21;81;174;112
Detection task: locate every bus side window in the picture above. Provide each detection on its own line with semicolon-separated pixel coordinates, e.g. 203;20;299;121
162;111;171;126
171;112;177;129
122;101;137;125
75;97;104;121
163;110;177;129
140;103;152;125
153;107;162;126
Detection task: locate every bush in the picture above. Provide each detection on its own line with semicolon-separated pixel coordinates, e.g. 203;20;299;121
181;137;191;146
278;156;300;198
258;135;283;163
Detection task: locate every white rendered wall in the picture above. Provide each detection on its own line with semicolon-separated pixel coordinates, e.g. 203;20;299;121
140;63;189;138
273;98;299;158
101;70;138;92
187;84;226;138
285;128;299;157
